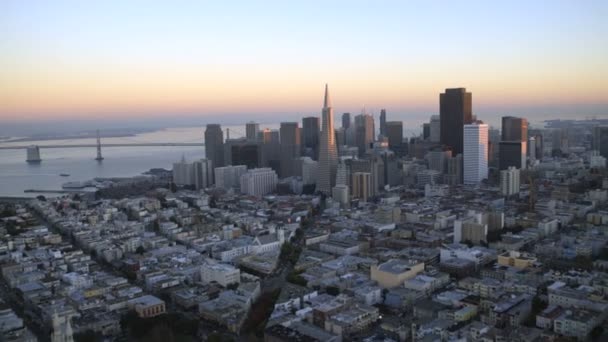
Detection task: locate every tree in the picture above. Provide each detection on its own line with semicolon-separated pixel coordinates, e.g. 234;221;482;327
136;246;145;255
6;221;20;236
226;282;239;290
73;330;102;342
170;182;178;193
325;286;340;296
36;195;47;201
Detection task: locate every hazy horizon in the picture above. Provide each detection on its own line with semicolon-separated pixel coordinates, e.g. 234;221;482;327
2;1;607;124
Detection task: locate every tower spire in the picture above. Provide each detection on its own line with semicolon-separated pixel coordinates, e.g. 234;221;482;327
324;83;331;108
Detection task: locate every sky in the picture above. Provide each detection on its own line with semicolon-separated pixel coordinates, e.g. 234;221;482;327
1;0;607;129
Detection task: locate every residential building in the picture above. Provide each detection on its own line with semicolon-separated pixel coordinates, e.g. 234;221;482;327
500;166;520;196
240;168;278;197
370;259;425;288
200;259;241;287
215;165;247;191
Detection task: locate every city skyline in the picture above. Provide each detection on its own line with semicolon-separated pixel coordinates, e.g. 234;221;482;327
1;1;607;124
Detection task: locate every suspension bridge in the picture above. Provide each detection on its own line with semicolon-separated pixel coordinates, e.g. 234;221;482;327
0;128;249;162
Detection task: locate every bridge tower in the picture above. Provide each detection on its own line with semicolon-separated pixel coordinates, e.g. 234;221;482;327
95;129;104;161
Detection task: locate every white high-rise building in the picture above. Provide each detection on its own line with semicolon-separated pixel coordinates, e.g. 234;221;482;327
173;155;194;186
193;159;214;189
335;158;351;186
215;165;247;191
317;84;338;195
173;157;214;190
528;136;536;161
240;168;278;197
500;166;520;196
463;122;489;185
332;184;350;208
300;157;318;185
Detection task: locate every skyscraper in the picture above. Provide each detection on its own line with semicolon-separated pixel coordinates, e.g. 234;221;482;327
380;109;387;137
429;115;441;143
501;116;528;142
463;122;488;185
501;116;528;157
317;84;338;195
246;122;259;141
593;126;608;159
499;141;526;170
239;168;278;197
385;121;404;156
352;172;373;202
215;165;247;191
259;128;281;173
440;88;473;155
302;116;320;160
500;166;520;197
342;113;351;129
355;113;374;157
225;138;261;169
279;122;301;178
205;124;224;168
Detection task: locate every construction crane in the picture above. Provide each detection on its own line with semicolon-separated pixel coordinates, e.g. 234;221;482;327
528;173;536;211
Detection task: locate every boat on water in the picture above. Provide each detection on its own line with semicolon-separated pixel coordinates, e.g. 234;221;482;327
60;173;70;177
62;181;85;189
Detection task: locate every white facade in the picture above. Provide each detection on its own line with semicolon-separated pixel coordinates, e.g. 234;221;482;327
215;165;247;190
173;157;193;186
193;159;214;189
301;157;318;185
528;136;536;160
239;168;278;197
500;166;520;196
463;123;488;184
200;259;240;287
173;157;214;189
332;184;350;208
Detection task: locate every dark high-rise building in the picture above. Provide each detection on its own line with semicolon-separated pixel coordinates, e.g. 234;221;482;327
440;88;473;155
499;141;526;170
380;109;387;137
302;116;320;160
246;122;259;141
386;121;405;156
593;126;608;159
422;123;431;140
342;113;351;129
279;122;301;177
224;138;261;169
259;128;281;173
205;124;224;168
355;113;374;157
501;116;528;142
